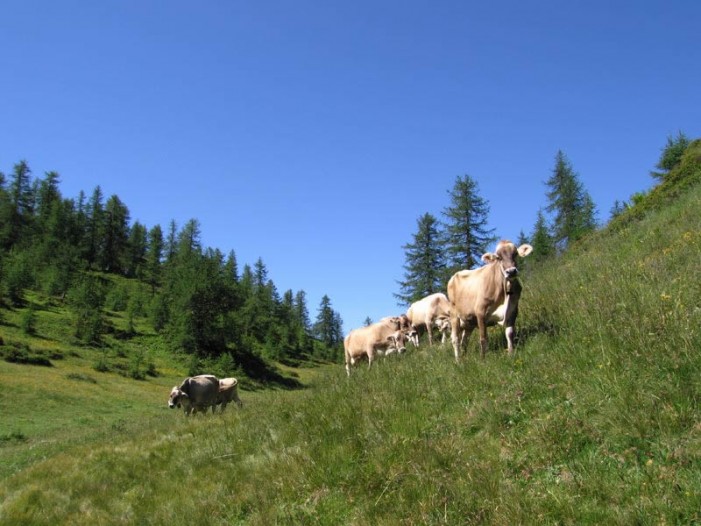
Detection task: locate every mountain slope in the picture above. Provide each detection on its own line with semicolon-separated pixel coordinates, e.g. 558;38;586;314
2;154;701;524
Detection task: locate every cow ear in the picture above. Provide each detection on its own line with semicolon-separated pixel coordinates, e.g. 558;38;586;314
482;252;497;263
517;244;533;257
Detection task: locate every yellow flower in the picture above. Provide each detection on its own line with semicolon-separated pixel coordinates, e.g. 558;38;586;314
660;293;672;301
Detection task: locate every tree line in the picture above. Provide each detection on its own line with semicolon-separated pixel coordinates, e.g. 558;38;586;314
396;134;691;306
0;164;344;366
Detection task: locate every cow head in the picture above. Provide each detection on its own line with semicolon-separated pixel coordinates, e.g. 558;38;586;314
386;330;408;354
482;240;533;280
406;328;419;347
168;386;188;409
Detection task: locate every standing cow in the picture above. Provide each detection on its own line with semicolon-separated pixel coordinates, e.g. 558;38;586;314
447;240;533;360
344;318;410;376
168;374;220;416
406;292;452;346
215;377;243;412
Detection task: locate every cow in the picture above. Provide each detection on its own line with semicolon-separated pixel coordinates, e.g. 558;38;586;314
406;292;452;346
447;240;533;361
168;374;220;416
380;314;419;347
344;318;410;376
434;315;452;344
215;377;243;412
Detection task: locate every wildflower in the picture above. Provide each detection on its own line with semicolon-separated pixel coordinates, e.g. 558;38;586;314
660;293;672;301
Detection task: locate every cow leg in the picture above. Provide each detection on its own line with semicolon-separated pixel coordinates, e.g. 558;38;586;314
450;315;462;361
505;325;515;356
477;317;488;359
426;317;433;346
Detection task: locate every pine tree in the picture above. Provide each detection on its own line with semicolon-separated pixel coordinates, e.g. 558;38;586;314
442;175;495;274
545;151;596;249
395;212;446;306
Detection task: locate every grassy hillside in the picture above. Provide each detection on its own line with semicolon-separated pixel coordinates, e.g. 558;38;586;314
2;153;701;524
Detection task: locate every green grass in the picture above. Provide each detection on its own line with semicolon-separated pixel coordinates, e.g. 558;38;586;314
2;166;701;523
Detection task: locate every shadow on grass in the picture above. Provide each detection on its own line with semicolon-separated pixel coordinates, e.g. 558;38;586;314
235;349;304;391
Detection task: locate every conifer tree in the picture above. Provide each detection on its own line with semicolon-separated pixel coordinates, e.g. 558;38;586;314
84;186;105;268
145;224;164;290
125;221;147;278
651;131;690;180
7;160;34;248
0;170;12;249
101;195;130;273
529;209;555;264
442;175;495;274
545;151;596;249
313;295;343;356
396;212;446;306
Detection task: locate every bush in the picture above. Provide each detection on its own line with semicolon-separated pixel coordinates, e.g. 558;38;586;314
1;342;53;367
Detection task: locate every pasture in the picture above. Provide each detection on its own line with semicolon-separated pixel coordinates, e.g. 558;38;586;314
2;182;701;524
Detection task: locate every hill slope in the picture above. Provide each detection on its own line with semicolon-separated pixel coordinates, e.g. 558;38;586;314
2;159;701;524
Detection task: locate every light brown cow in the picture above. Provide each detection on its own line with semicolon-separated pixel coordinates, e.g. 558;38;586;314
406;292;452;346
215;377;243;412
379;314;418;346
344;318;410;376
168;374;220;416
447;240;533;360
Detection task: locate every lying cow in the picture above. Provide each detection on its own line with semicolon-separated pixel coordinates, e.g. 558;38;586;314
406;292;452;346
447;240;533;360
344;318;410;376
215;377;243;412
168;374;220;416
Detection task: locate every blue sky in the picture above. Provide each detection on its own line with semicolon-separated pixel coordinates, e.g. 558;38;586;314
2;1;700;332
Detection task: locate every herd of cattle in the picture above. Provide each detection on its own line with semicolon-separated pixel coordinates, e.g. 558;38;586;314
168;239;533;413
344;240;533;375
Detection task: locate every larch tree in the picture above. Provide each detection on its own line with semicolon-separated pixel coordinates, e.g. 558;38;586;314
442;174;495;274
545;150;596;250
395;212;447;306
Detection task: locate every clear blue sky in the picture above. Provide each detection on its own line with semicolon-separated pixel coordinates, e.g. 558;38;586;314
2;1;700;332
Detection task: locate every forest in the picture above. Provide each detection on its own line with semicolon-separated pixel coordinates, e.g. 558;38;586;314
0;163;344;377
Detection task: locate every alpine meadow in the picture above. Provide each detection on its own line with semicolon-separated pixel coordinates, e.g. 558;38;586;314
1;138;701;524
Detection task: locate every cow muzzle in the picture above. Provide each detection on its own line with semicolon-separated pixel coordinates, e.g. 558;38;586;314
502;266;518;279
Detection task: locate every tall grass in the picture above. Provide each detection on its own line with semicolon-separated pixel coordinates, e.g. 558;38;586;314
2;185;701;524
